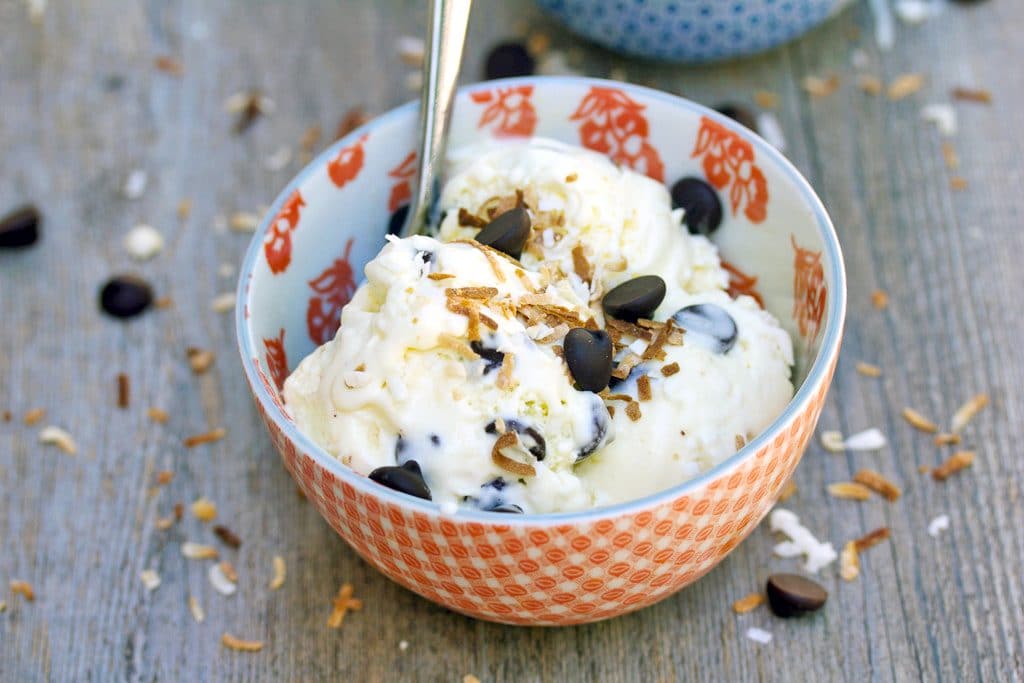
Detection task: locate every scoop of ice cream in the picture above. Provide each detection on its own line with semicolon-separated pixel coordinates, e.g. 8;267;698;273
283;235;613;513
437;138;727;306
576;290;794;506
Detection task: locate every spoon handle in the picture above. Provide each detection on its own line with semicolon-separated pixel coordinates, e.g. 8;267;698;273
401;0;472;238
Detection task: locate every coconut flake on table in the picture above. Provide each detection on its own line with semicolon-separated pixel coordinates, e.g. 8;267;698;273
123;224;164;261
122;169;148;199
927;514;950;538
921;104;958;136
843;428;887;451
263;145;293;171
895;0;943;25
756;112;787;152
396;35;425;66
850;48;870;70
769;508;837;574
745;627;773;645
868;0;895;50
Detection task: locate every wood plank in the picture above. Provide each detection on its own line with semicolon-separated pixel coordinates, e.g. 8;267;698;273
0;0;1021;681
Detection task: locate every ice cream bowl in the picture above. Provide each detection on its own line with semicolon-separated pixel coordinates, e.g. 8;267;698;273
236;76;845;626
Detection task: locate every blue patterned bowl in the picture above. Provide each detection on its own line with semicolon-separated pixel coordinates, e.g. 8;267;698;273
536;0;853;63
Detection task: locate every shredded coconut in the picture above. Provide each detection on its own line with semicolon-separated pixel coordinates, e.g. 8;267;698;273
756;112;787;152
769;508;837;574
921;104;958;136
745;627;773;644
122;169;148;199
123;224;164;261
843;428;887;451
927;514;950;538
868;0;895;50
895;0;942;25
209;562;237;596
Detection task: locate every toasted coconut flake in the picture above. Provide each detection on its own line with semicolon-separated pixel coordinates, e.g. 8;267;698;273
437;334;478;359
0;600;6;612
214;525;242;548
191;497;217;522
187;347;216;374
735;434;746;450
949;176;968;191
446;286;498;300
932;451;975;481
660;362;680;377
606;405;615;419
496;352;517;391
335;107;369;140
221;633;262;652
636;375;652;402
854;469;901;501
176;198;193;220
827;481;873;501
218;561;238;583
642;318;676;361
427;272;455;281
951;87;992;104
802;74;840;97
327;583;362;628
188;595;205;623
183;427;226;448
116;373;130;408
228;211;259;232
571;244;593;283
732;592;764;614
269;556;286;590
840;541;860;581
820;430;845;453
887;73;925;100
396;35;425;66
174;502;185;520
853;527;890;553
209;562;237;595
23;407;46;426
458;208;487;228
625;401;642;422
182;542;219;560
491;432;536;477
140;569;161;592
210;293;235;313
611;353;642;380
941;142;960;170
951;393;989;433
753;89;779;108
155;55;184;76
527;31;550;56
857;74;883;96
934;432;961;446
10;580;35;602
154;296;174;309
777;478;798;502
464;676;482;683
871;289;889;309
902;408;938;433
156;470;174;486
855;361;882;377
39;426;78;455
155;516;175;530
147;407;169;424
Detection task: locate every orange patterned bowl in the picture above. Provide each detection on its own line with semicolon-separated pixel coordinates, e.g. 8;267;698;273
236;77;845;625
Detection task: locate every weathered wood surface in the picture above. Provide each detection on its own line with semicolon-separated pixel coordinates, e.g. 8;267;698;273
1;1;1022;680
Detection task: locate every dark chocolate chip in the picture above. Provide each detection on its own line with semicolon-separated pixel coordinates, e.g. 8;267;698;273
485;419;546;461
482;476;507;491
766;573;828;618
484;42;535;80
429;434;441;446
602;275;666;323
473;207;531;259
575;406;610;463
714;103;759;132
671;303;738;354
0;205;40;249
670;177;723;236
563;328;614;393
99;275;153;319
486;503;524;514
415;250;434;266
387;204;410;236
368;460;432;500
470;341;505;374
103;74;126;92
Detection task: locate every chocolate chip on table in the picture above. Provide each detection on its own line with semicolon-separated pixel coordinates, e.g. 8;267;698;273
670;177;723;236
485;419;546;461
563;328;614;393
671;303;738;354
368;460;432;500
0;204;41;249
470;341;505;374
714;103;759;132
484;42;535;80
99;275;154;319
601;275;667;323
473;207;531;259
766;573;828;618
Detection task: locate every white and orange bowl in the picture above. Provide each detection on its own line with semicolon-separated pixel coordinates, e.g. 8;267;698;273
236;76;846;626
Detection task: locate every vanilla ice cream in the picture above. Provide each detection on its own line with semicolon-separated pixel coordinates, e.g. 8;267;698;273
284;138;794;513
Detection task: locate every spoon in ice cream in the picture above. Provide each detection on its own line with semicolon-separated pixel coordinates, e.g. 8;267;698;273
399;0;473;238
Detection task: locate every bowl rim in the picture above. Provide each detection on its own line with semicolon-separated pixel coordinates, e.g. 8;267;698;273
236;75;847;526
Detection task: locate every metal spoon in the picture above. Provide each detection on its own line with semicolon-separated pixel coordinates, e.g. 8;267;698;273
399;0;473;238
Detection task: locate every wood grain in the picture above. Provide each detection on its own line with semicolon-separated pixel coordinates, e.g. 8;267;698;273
1;1;1022;681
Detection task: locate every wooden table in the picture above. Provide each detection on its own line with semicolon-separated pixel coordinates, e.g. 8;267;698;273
2;1;1021;680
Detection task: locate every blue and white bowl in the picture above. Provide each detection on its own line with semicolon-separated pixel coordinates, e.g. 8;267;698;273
536;0;854;63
